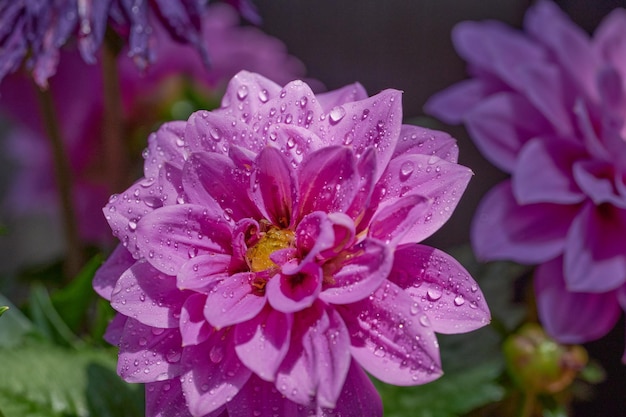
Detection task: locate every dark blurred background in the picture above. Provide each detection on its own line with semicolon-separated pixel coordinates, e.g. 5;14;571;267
254;0;625;415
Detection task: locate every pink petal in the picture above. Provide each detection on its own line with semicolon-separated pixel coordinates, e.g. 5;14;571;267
234;307;292;381
182;152;261;220
371;153;472;243
345;148;378;227
226;374;304;417
513;138;586;205
535;257;621;344
465;92;551;172
103;313;127;346
319;360;383;417
135;204;232;275
143;121;188;180
321;237;392;305
181;332;252;416
339;281;442;385
264;123;325;168
595;8;626;80
180;293;212;347
111;260;189;328
423;79;493;125
291;211;335;270
219;71;282;124
392;124;459;163
203;272;267;328
276;303;351;408
297;146;358;218
118;318;184;383
177;254;232;291
368;194;430;246
253;146;297;228
184;110;246;155
145;379;192;417
316;82;368;112
93;244;135;300
267;263;322;313
389;244;490;334
472;181;576;264
564;202;626;292
573;160;626;208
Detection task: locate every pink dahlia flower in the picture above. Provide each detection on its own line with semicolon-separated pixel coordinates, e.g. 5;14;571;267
1;3;309;246
94;71;490;416
425;0;626;359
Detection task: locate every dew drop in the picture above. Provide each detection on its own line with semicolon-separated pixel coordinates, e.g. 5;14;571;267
258;89;269;103
426;289;442;301
454;295;465;306
209;345;224;364
399;161;415;181
237;85;249;100
328;106;346;124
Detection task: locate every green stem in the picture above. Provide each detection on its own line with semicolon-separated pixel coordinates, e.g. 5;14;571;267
37;87;83;277
101;38;128;194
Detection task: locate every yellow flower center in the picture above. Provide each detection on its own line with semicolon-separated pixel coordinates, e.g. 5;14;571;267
246;227;295;272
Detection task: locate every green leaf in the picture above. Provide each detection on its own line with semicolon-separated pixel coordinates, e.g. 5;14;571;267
28;284;81;348
0;294;34;347
0;344;143;417
0;306;8;317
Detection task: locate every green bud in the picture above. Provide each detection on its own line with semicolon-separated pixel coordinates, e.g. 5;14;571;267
0;306;8;317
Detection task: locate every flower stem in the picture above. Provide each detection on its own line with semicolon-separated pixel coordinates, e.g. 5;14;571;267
519;391;537;417
36;87;83;277
102;36;128;194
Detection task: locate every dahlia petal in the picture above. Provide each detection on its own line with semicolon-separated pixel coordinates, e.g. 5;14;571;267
184;110;247;155
219;71;284;124
564;202;626;292
144;121;188;180
181;333;252;417
372;154;472;243
267;263;322;313
513;138;586;205
392;124;459;163
472;181;576;263
465;92;551;171
339;281;442;385
93;244;135;300
319;212;357;260
183;152;261;220
292;211;336;269
118;319;183;383
345;148;378;226
423;79;493;125
234;307;292;381
276;303;351;408
145;379;192;417
227;377;304;417
320;237;392;305
389;244;490;333
180;293;212;347
135;204;232;275
103;314;127;346
111;260;188;328
316;83;368;112
204;272;266;328
319;360;383;417
535;257;621;343
594;8;626;79
524;0;598;98
265;124;325;168
253;146;297;228
573;160;626;208
297;146;358;218
368;194;430;246
177;254;232;291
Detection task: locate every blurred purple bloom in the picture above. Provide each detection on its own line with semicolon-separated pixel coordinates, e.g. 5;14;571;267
0;0;257;88
94;71;489;416
0;3;311;246
426;0;626;360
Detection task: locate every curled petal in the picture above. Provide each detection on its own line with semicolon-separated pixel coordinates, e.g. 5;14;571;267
118;318;183;383
234;307;292;381
267;263;322;313
535;257;621;343
389;244;490;333
204;272;267;328
339;282;442;385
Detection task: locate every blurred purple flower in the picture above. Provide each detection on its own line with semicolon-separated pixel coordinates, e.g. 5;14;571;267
0;0;259;88
93;71;489;416
0;3;311;246
425;0;626;359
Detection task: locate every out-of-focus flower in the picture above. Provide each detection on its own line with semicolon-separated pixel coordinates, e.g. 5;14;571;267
94;71;490;416
425;0;626;360
0;0;259;88
0;3;311;246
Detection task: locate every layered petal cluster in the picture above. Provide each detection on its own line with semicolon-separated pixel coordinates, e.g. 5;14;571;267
0;3;308;246
94;71;489;416
0;0;258;87
425;0;626;359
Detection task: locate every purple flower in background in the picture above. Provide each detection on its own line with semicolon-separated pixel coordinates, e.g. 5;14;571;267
0;3;311;246
0;0;258;88
94;71;489;416
426;0;626;360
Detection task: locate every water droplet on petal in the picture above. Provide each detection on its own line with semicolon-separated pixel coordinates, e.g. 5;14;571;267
454;295;465;306
237;85;249;100
426;289;442;301
328;106;346;124
399;161;414;181
258;89;269;103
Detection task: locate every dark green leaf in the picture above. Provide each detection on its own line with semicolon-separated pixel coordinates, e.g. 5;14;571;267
28;285;81;348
